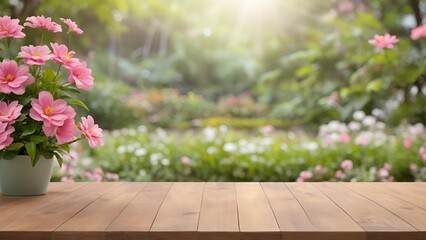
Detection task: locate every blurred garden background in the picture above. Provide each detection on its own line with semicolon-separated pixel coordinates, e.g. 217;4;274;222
2;0;426;182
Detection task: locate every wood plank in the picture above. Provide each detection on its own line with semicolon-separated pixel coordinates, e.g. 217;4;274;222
105;182;172;240
314;183;422;240
55;183;145;240
198;182;239;240
345;183;426;231
0;183;86;229
235;182;280;240
150;182;205;240
286;183;365;240
0;183;63;207
366;183;426;211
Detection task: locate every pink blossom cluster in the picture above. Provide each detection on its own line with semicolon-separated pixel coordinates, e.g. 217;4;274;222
318;121;351;145
335;159;353;180
0;15;103;152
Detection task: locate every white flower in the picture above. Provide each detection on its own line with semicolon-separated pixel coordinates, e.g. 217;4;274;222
348;121;361;131
117;146;126;154
219;125;228;133
304;142;318;151
372;108;385;118
203;126;217;141
328;120;341;131
135;148;147;156
223;142;237;152
362;116;376;126
353;111;366;121
161;158;170;166
137;125;147;133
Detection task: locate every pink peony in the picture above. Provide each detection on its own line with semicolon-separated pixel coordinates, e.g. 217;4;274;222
409;163;418;173
0;101;22;124
68;61;94;90
404;138;413;149
0;60;34;95
50;43;79;68
24;16;62;32
80;115;104;148
29;91;69;127
410;24;426;40
341;159;353;170
368;33;399;49
18;45;53;65
42;107;78;144
60;18;83;35
419;147;426;155
0;16;25;39
296;177;305;182
105;172;119;181
0;122;14;150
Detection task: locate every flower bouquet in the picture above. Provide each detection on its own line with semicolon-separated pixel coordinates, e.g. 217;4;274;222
0;15;103;195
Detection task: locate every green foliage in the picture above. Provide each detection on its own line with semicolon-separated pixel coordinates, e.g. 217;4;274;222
83;124;424;182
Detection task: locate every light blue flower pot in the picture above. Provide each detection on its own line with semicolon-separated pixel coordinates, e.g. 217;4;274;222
0;155;54;196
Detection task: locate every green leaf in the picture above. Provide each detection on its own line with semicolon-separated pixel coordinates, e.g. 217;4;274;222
41;68;56;82
25;142;37;163
5;142;24;151
366;79;383;92
22;122;38;136
59;144;71;153
30;135;48;144
68;99;89;111
53;151;63;168
2;151;17;160
41;151;54;159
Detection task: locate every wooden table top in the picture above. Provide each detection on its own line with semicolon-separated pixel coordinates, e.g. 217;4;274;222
0;182;425;240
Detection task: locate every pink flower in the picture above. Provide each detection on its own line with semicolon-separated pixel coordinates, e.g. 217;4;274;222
42;107;78;144
0;16;25;39
60;18;83;35
0;101;22;124
0;122;14;150
410;163;418;173
261;125;275;134
80;115;104;148
299;170;313;180
0;60;34;95
18;45;53;65
355;135;369;146
68;61;94;90
340;132;351;144
29;91;69;127
105;172;120;181
60;176;75;183
368;33;399;49
341;159;353;170
335;170;345;179
419;147;426;155
181;156;191;165
24;16;62;32
378;168;389;178
50;43;79;68
296;177;304;182
404;138;413;149
411;24;426;40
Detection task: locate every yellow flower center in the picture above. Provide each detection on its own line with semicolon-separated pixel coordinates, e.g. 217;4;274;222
43;106;54;116
56;127;62;134
6;74;14;82
64;53;72;60
33;52;40;57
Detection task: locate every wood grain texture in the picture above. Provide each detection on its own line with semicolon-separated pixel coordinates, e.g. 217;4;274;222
198;182;239;240
345;183;426;231
150;182;205;240
106;182;172;240
286;183;365;240
315;183;421;240
55;183;145;240
1;182;426;240
235;182;280;240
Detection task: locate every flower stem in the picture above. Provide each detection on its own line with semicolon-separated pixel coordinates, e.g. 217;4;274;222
40;31;45;45
53;64;63;81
